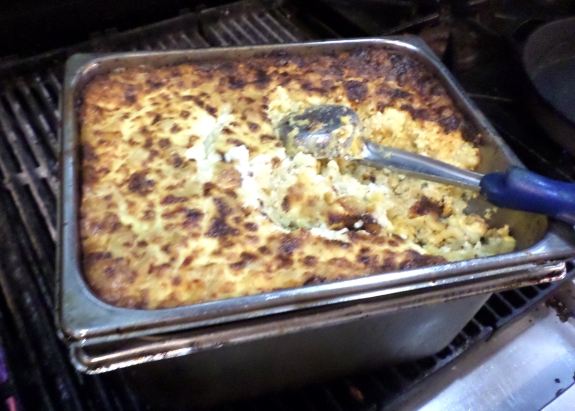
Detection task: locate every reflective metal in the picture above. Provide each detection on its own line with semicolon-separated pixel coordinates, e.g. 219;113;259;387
390;280;575;411
57;38;575;378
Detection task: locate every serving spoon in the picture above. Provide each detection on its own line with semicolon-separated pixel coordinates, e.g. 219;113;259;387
278;104;575;225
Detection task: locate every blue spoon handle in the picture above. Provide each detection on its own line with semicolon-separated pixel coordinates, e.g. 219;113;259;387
480;166;575;225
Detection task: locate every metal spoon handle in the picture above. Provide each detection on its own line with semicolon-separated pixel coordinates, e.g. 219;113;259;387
361;141;483;191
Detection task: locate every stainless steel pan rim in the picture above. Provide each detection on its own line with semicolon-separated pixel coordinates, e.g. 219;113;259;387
57;36;575;344
71;260;567;374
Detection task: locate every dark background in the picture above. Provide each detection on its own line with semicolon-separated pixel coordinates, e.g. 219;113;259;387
0;0;232;58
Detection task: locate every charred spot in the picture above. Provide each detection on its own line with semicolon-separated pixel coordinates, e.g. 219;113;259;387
124;86;136;105
399;252;446;270
226;138;244;146
161;244;171;254
172;277;182;286
276;255;293;269
147;149;159;162
409;196;443;218
301;81;322;93
327;213;359;231
357;254;373;265
281;196;290;212
160;195;187;205
181;95;194;101
143;138;153;149
104;267;116;278
82;165;99;186
303;275;326;285
145;79;164;90
85;252;112;266
303;256;317;267
222;127;234;135
183;208;203;228
180;110;190;119
206;105;217;117
376;101;390;112
377;86;412;100
258;245;271;255
82;143;98;161
248;122;260;132
158;138;171;148
230;252;258;269
344;80;367;102
207;217;240;238
321;79;334;90
93;213;123;234
181;256;193;267
244;222;258;231
203;182;216;196
363;222;381;235
171;153;184;168
151;113;162;125
244;97;255;104
260;134;276;142
437;115;461;134
142;209;155;221
253;69;271;89
228;76;246;90
127;171;155;196
279;234;302;255
170;124;183;133
400;104;430;121
213;197;232;217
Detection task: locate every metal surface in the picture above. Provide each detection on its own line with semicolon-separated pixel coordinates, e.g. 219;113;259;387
71;261;565;372
59;37;575;351
278;104;483;190
522;17;575;157
389;284;575;411
362;141;483;191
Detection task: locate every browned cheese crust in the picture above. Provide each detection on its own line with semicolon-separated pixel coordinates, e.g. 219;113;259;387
80;48;513;309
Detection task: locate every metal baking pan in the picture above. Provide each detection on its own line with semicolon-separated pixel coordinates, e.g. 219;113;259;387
58;37;575;357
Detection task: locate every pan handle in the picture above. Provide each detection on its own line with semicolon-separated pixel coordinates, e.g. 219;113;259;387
481;166;575;225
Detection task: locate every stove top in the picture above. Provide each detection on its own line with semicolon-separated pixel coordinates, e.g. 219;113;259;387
0;1;573;410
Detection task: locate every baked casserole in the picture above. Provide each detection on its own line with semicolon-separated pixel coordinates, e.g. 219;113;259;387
80;48;515;309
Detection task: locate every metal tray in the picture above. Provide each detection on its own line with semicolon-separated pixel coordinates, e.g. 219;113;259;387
58;37;575;350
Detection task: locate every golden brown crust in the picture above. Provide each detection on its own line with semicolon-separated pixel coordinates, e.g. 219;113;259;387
80;47;513;309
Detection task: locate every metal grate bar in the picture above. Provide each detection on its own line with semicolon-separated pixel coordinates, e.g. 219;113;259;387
164;34;181;48
261;11;302;42
3;88;58;193
230;19;258;44
31;74;61;131
180;31;210;48
0;101;56;239
240;15;273;43
16;79;59;157
250;12;288;43
0;210;80;411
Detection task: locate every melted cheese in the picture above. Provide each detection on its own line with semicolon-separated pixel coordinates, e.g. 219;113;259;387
80;48;515;309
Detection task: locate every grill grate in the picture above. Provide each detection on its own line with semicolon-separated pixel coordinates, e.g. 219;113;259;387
0;1;572;410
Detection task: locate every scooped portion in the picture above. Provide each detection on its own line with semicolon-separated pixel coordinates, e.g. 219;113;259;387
80;47;515;309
